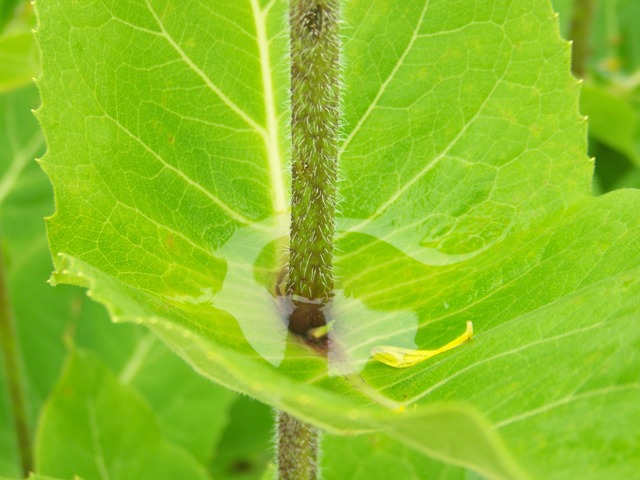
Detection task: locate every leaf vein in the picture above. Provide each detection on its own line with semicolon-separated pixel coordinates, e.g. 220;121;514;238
250;0;287;214
102;113;258;227
338;0;431;158
495;384;640;429
144;0;265;134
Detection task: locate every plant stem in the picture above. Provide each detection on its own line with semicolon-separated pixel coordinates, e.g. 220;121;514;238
569;0;597;78
277;411;320;480
288;0;340;315
0;245;33;476
278;1;340;478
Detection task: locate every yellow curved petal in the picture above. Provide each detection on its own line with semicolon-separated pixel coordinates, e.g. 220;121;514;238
371;321;473;368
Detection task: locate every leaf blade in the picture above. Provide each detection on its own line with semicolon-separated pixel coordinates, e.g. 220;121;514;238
35;350;211;480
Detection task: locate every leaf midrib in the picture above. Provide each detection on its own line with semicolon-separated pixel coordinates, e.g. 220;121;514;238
145;0;286;217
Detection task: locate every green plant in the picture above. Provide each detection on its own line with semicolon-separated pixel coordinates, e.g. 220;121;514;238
2;0;640;479
553;0;640;192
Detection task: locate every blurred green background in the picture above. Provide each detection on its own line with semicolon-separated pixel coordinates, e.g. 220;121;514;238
1;0;638;479
554;0;640;191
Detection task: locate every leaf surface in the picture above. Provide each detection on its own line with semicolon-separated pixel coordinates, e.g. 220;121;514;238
36;0;640;478
580;84;640;166
0;83;236;477
322;432;471;480
35;349;210;480
118;334;237;465
0;3;39;92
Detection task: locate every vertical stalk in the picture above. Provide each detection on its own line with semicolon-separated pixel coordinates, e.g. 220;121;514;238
287;0;340;321
0;245;33;476
569;0;597;78
278;1;340;479
277;411;320;480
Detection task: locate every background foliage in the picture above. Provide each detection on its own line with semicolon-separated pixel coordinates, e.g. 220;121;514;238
1;0;639;479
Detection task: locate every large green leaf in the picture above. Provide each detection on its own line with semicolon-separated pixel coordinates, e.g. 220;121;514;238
116;334;237;465
35;349;210;480
0;83;236;477
36;0;640;478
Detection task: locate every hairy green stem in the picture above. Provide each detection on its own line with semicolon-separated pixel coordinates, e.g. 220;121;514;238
277;411;320;480
569;0;596;78
287;0;340;313
278;0;340;478
0;245;33;476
